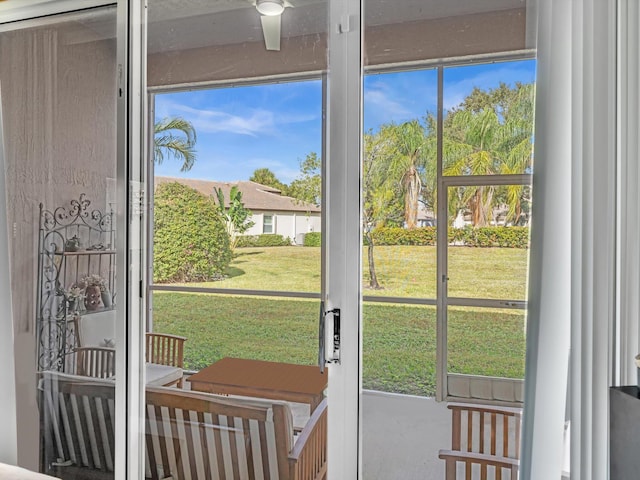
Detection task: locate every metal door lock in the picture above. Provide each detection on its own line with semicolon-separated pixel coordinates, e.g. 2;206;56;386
318;302;341;373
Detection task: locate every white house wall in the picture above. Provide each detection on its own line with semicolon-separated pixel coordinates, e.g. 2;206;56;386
245;211;321;242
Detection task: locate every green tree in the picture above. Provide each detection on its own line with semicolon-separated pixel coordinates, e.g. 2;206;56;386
384;121;429;229
442;83;534;226
154;117;197;172
153;182;232;282
249;168;288;193
363;131;399;289
288;152;322;206
213;185;255;251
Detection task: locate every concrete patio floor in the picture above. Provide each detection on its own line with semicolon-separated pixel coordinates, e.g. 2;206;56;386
362;390;450;480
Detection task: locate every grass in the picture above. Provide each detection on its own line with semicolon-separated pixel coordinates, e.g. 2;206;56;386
152;245;528;397
180;245;528;299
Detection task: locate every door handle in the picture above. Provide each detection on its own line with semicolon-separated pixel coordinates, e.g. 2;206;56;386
318;302;341;373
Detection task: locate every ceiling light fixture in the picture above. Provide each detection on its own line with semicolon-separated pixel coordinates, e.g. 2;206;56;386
256;0;285;16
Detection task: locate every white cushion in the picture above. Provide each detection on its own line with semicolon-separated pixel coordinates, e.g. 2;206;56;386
146;363;183;386
77;310;116;347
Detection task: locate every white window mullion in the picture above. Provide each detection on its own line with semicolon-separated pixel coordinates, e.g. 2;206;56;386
117;0;146;478
325;0;362;478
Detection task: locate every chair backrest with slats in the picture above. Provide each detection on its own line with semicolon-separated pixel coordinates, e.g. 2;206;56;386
75;347;116;378
40;372;296;480
40;372;115;477
439;402;522;480
145;386;294;480
146;332;186;368
449;403;522;459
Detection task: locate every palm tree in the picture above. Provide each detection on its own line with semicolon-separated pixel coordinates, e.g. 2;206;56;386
443;108;500;226
442;83;534;226
385;120;428;229
154;117;197;172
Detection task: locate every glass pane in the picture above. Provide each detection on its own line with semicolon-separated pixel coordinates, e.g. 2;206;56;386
152;81;323;293
447;184;531;300
152;292;319;369
362;69;438;297
147;1;328;478
363;2;534;479
443;60;536;176
0;7;119;478
447;306;526;379
362;303;436;396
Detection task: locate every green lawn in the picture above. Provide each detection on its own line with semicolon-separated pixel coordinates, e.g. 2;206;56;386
180;245;528;299
153;245;528;397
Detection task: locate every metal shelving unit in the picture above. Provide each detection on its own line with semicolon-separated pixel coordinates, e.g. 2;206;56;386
36;194;116;371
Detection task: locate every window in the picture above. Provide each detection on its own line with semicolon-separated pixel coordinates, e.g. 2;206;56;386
263;214;274;234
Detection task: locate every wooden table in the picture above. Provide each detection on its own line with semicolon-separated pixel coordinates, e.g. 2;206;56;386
189;357;327;412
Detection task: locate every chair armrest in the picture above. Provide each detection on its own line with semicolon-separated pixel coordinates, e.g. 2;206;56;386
447;401;522;416
288;398;327;480
438;450;520;472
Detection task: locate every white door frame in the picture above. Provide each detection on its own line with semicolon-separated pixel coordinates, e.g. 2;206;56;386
325;0;362;477
438;173;531;403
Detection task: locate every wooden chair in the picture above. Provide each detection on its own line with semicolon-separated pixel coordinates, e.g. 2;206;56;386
439;402;522;480
75;346;115;379
145;332;186;387
438;450;519;480
40;371;327;480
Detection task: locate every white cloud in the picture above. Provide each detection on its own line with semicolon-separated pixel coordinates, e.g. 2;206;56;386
364;87;412;120
155;99;319;138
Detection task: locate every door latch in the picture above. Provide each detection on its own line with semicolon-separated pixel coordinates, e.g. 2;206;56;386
318;303;341;373
327;307;341;364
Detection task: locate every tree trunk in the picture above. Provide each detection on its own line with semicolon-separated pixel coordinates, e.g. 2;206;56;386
366;235;380;289
404;164;422;229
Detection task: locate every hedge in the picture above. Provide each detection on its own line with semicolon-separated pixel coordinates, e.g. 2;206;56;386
370;226;530;248
236;234;292;247
154;182;232;283
303;232;321;247
449;226;530;248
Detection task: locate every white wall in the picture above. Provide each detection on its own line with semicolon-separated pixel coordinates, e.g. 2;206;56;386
0;21;117;469
244;211;321;242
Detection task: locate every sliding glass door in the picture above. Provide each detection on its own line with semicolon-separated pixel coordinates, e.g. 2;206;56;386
0;1;541;479
0;3;129;478
144;1;332;478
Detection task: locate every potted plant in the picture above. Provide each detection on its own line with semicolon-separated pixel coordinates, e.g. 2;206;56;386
80;274;107;311
65;285;84;314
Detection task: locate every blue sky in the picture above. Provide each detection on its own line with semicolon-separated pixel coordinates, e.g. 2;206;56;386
154;59;536;183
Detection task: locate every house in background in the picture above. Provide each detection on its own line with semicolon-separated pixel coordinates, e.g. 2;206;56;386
155;176;321;244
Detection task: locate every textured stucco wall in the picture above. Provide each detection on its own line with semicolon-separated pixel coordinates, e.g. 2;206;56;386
0;22;116;469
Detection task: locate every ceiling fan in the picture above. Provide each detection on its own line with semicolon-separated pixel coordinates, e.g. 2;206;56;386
254;0;293;51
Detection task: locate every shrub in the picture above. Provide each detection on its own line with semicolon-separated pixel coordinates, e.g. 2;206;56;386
235;234;291;247
154;182;232;283
303;232;322;247
371;226;437;246
454;226;530;248
369;226;529;248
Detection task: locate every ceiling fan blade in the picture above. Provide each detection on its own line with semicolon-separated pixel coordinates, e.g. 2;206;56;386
260;14;281;51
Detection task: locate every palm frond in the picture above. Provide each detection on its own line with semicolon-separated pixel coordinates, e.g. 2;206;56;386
154;117;198;172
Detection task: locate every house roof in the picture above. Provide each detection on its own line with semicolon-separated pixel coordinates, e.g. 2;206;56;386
154;176;321;213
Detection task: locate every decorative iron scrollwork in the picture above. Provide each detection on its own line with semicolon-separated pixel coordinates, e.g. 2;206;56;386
36;195;116;372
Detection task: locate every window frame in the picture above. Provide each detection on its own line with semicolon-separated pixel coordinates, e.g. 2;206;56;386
263;213;275;234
